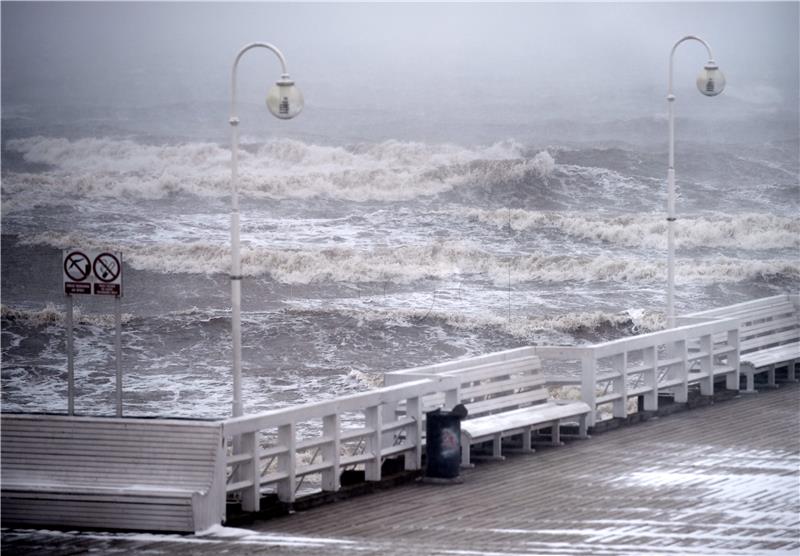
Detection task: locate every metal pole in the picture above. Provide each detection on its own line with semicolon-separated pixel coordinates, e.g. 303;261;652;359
66;295;74;415
666;36;715;328
229;43;290;418
115;295;123;417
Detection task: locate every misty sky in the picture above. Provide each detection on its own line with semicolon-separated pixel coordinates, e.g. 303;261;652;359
2;2;798;144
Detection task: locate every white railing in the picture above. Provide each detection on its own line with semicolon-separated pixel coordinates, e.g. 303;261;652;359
222;375;458;511
534;318;740;427
220;315;746;513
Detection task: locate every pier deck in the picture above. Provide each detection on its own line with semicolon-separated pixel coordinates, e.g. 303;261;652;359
3;382;799;555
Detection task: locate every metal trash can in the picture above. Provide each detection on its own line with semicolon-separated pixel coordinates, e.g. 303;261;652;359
425;404;468;481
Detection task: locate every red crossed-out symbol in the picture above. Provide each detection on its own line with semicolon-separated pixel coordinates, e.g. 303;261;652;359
64;251;91;282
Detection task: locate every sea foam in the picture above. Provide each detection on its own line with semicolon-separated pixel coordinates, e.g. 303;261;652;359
4;136;555;203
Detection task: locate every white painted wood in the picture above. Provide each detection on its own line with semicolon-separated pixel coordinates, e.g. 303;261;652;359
1;415;225;533
223;376;458;504
321;413;341;492
684;295;800;393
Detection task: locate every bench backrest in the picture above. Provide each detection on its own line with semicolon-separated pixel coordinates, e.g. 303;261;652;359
1;414;225;491
737;302;800;355
683;295;800;355
440;354;546;419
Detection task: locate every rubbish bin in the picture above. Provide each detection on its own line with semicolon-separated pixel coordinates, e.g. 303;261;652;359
425;404;468;481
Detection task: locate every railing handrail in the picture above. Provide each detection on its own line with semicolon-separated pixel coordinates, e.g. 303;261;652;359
223;376;458;437
385;346;536;377
683;294;795;318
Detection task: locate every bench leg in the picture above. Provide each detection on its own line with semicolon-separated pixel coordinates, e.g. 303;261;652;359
578;414;590;439
767;364;777;388
521;426;534;453
492;433;503;459
460;434;473;468
741;367;757;394
787;360;798;383
551;420;563;447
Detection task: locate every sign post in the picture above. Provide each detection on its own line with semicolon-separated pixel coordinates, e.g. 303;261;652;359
62;249;124;416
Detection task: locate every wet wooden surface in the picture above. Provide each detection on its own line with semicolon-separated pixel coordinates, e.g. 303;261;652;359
3;382;799;555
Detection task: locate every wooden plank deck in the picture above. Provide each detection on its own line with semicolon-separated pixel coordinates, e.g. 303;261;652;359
3;382;799;555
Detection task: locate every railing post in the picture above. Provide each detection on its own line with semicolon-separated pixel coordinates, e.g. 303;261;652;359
381;401;397;450
726;327;740;390
581;352;597;427
240;431;260;512
277;423;296;502
699;333;713;396
445;386;459;409
674;339;689;403
365;405;382;481
612;352;628;419
643;345;658;411
405;395;422;470
321;413;340;492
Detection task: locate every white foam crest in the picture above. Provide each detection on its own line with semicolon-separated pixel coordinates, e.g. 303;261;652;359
1;303;135;327
5;136;555;202
19;231;800;285
287;304;661;341
463;208;800;250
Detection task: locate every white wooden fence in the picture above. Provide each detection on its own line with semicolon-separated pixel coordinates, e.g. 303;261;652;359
534;317;740;427
222;376;458;510
222;318;743;509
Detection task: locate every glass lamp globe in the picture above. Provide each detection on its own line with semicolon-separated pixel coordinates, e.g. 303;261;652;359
697;62;726;97
266;75;304;119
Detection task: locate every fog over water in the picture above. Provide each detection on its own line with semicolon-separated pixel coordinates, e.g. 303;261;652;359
2;2;798;417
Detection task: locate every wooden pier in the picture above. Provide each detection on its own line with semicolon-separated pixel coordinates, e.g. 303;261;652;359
3;381;798;555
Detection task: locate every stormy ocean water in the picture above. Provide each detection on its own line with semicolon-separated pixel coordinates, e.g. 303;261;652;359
2;3;798;420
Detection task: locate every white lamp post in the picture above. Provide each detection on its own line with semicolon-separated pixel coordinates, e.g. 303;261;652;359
229;43;303;416
666;35;725;328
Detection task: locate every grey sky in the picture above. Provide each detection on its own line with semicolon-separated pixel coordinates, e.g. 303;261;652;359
2;2;798;144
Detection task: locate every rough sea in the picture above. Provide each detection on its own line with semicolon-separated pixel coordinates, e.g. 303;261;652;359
2;101;798;419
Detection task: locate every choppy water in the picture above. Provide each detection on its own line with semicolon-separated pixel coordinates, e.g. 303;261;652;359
2;115;798;418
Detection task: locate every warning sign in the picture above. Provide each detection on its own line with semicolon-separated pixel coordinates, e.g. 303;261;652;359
92;253;122;296
63;249;123;297
63;250;92;295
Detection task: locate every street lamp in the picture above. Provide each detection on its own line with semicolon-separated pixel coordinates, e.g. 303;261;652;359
229;43;303;416
666;35;725;328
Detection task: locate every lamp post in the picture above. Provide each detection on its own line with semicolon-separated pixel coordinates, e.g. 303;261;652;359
666;35;725;328
229;43;303;417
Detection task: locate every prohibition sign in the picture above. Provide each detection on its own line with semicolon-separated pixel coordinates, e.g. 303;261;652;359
64;251;91;282
94;253;121;283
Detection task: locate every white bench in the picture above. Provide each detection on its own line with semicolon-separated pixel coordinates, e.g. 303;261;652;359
682;295;799;393
1;414;226;533
450;354;590;466
384;348;590;467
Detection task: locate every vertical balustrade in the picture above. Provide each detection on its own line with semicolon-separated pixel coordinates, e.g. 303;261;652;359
364;405;382;481
612;352;628;418
581;353;598;427
699;333;713;396
405;395;422;470
726;328;740;390
642;345;658;411
240;431;260;512
321;413;340;492
277;423;296;502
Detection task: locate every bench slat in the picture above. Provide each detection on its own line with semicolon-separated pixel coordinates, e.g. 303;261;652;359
462;401;590;441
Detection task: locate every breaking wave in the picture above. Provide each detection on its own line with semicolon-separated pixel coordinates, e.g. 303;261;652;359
284;304;663;342
3;136;555;202
19;232;799;285
461;208;800;250
1;303;136;327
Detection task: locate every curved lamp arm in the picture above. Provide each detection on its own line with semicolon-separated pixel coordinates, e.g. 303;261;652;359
668;35;715;98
